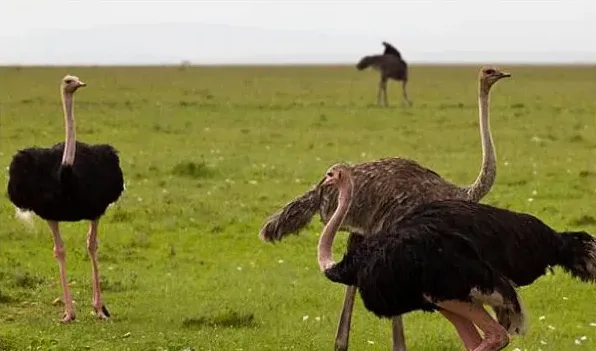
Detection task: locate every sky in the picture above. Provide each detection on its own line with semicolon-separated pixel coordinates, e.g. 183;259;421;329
1;0;595;65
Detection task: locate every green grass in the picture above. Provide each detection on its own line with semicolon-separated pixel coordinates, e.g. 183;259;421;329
1;64;595;351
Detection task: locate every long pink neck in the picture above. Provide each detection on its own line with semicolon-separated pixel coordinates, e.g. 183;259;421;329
61;91;76;166
317;179;354;271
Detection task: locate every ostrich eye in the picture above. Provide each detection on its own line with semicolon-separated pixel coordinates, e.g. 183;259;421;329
484;69;495;75
65;79;73;84
326;172;333;177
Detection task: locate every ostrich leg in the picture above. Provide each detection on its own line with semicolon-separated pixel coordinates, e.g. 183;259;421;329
391;315;408;351
437;300;509;351
87;219;110;319
334;233;364;351
439;309;482;350
381;78;389;107
48;220;76;322
377;79;384;106
401;81;412;107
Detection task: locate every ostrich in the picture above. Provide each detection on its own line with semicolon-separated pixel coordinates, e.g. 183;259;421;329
356;42;411;107
260;67;510;351
391;198;596;328
318;164;527;351
7;75;124;322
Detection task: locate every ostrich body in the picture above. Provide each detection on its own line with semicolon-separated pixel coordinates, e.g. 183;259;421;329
356;41;411;107
318;164;526;351
260;67;510;351
7;75;124;322
397;199;596;288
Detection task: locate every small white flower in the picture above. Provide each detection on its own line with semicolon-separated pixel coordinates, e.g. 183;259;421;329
548;325;556;330
539;316;546;321
367;340;375;345
278;259;284;264
302;315;309;321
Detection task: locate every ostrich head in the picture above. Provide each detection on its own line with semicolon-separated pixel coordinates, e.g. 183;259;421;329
322;163;353;187
62;75;86;94
479;67;510;92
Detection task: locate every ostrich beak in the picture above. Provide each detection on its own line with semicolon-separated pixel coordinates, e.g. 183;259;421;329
500;72;511;78
78;81;87;87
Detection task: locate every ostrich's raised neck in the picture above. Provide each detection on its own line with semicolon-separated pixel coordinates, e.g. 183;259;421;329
60;75;86;166
317;164;354;271
465;67;511;201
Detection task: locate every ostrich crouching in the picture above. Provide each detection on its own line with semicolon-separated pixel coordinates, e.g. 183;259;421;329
318;164;526;351
7;75;124;322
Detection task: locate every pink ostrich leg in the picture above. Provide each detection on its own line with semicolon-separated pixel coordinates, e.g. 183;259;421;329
440;309;483;350
437;300;509;351
47;220;76;322
87;219;110;319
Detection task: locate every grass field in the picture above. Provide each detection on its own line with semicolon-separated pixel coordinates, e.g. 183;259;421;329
0;64;595;351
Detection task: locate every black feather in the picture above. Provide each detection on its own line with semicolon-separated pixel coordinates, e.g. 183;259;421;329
7;141;124;221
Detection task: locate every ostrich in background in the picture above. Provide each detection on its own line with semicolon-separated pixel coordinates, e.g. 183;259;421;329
7;75;124;322
260;67;510;351
318;164;526;351
356;41;411;107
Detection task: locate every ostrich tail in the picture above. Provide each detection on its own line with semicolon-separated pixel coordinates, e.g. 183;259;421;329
557;231;596;282
259;188;320;242
14;207;35;230
493;278;528;336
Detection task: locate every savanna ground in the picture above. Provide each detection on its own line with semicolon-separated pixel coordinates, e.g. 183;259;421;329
0;64;595;351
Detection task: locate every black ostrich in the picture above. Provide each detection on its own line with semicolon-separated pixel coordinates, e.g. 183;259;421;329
356;41;411;107
317;164;526;351
393;198;596;329
7;75;124;323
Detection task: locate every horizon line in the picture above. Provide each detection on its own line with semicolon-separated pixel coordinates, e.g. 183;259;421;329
1;61;596;68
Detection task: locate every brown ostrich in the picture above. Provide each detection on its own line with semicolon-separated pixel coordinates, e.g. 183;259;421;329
356;41;411;107
260;67;511;351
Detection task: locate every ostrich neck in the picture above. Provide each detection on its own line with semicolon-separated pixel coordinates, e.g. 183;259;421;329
466;86;496;202
317;181;353;272
61;91;76;166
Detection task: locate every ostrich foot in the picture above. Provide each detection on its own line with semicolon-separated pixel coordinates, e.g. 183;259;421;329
60;311;76;323
93;304;111;319
472;336;509;351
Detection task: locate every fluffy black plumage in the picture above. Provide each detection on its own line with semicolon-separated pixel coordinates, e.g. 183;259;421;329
397;200;596;286
325;224;523;323
7;141;124;221
382;41;402;58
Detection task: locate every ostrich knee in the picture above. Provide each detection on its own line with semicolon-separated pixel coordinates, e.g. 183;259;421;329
87;233;98;256
53;243;66;261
